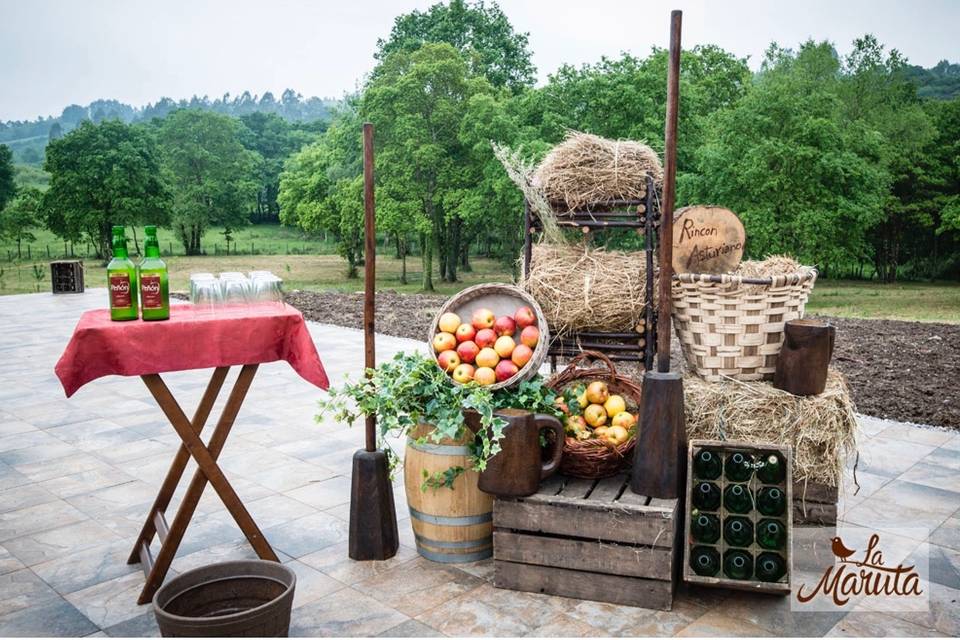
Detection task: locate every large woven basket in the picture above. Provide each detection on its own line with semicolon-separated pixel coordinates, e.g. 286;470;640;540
672;269;817;382
546;351;640;479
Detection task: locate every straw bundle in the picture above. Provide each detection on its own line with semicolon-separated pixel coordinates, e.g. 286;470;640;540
534;132;663;211
683;369;858;487
521;242;656;335
736;254;803;278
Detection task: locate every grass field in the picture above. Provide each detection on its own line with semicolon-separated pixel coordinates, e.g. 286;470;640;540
2;225;957;323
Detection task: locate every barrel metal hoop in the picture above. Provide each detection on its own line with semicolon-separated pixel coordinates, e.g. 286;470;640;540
408;506;492;526
414;533;492;549
415;545;493;564
406;440;473;456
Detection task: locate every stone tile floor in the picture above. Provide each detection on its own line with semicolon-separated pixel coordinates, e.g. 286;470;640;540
0;290;957;637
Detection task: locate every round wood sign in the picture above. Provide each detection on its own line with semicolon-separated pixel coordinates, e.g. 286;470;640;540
672;206;745;274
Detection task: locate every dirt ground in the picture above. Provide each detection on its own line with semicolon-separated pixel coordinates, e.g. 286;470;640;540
285;290;960;430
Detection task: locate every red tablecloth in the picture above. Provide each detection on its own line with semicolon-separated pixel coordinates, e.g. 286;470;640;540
55;304;329;397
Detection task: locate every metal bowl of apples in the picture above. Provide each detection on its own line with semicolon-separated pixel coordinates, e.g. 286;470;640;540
428;283;550;391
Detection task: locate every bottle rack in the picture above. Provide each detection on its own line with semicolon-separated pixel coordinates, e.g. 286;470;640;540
521;175;660;370
683;439;793;595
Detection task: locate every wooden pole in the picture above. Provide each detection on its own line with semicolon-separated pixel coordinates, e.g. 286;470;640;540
363;123;377;453
656;9;682;373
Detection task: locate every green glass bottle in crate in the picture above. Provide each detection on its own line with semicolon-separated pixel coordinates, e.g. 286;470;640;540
756;452;786;484
693;449;722;480
723;483;753;514
690;546;721;577
724;451;754;482
757;518;787;550
690;511;720;544
691;481;721;511
723;516;753;547
756;552;787;582
722;549;754;580
756;486;786;517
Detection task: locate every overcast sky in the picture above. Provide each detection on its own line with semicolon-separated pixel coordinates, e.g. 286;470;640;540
1;0;958;122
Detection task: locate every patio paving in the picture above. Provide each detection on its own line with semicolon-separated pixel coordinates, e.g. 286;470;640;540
0;289;957;637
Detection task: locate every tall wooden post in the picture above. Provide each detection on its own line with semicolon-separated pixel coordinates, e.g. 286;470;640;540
348;123;399;560
632;10;687;499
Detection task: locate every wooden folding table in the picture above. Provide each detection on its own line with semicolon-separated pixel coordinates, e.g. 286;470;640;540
55;304;329;604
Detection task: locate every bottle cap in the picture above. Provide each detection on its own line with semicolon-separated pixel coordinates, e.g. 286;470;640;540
112;225;124;235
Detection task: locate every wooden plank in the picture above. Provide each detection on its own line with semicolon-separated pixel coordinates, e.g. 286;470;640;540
793;480;838;505
616;489;650;507
494;499;674;547
559;477;596;500
494;560;673;611
538;475;564;496
588;475;627;503
494;530;673;580
793;501;837;526
137;542;153;577
153;512;169;544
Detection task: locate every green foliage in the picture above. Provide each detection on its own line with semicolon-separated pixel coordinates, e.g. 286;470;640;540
13;164;50;191
317;351;559;484
375;0;535;92
42;120;170;259
0;145;15;213
158;110;260;255
0;187;42;258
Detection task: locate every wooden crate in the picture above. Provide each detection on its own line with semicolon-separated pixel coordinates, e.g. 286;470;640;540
493;473;680;610
793;480;838;525
683;439;793;595
50;260;84;294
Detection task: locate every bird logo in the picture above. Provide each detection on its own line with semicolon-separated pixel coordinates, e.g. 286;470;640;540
831;536;856;562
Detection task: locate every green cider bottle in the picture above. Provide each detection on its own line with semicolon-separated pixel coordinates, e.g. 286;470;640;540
756;486;787;517
756;552;787;582
756;452;786;484
691;481;721;511
757;518;787;550
107;225;138;321
723;516;754;547
725;451;754;482
690;546;721;577
137;226;169;321
723;483;753;514
693;448;722;480
723;549;754;580
690;511;721;544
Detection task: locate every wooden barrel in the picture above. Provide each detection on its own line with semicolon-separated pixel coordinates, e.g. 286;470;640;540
404;423;493;563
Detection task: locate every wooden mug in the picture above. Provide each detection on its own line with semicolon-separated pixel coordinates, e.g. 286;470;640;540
478;409;564;497
774;319;836;396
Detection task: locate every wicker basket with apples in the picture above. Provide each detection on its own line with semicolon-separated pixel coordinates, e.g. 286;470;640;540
429;283;550;391
547;351;641;478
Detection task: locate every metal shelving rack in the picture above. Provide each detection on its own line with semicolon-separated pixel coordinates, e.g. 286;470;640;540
521;175;661;371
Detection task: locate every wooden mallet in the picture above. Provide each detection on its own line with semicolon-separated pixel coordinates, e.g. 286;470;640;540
631;9;688;499
348;123;400;560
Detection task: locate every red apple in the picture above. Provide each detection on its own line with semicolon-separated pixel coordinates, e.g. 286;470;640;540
514;306;536;329
438;312;461;334
476;347;500;369
437;350;460;373
433;331;456;353
511;344;533;367
456;340;479;364
495;359;519;382
452;363;475;383
475;328;497;349
471;308;495;330
455;323;475;343
520;325;540;348
474;366;496;386
493;315;516;337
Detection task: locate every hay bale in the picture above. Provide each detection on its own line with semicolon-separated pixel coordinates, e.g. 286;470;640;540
521;242;656;335
736;254;803;278
683;368;858;488
534;132;663;211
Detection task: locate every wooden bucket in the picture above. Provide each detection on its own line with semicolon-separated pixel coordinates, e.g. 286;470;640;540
403;423;493;563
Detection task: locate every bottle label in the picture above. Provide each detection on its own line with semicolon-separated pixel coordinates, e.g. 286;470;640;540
109;274;132;309
141;275;163;309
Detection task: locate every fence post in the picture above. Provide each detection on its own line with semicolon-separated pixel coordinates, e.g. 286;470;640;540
46;245;50;258
27;245;31;260
168;242;173;254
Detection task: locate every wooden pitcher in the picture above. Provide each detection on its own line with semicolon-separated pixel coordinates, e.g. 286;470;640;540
478;409;564;498
774;319;835;396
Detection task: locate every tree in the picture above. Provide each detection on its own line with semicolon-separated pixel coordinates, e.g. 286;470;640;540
363;43;494;290
0;144;14;213
375;0;535;92
158;110;260;255
43;120;170;259
684;41;889;271
0;187;42;258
